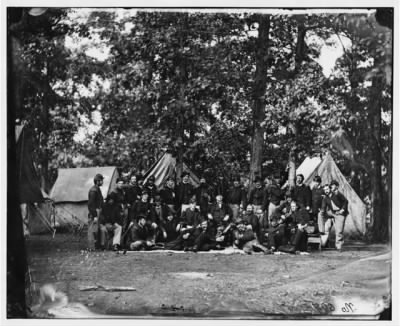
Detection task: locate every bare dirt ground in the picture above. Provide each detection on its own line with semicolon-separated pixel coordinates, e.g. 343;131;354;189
26;233;391;319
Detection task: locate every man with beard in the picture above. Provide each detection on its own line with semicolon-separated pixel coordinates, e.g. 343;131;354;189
127;190;152;232
191;220;217;252
99;195;123;251
280;201;311;252
125;175;142;208
213;172;229;203
150;195;173;242
292;174;312;211
108;178;127;223
87;174;104;250
278;191;294;218
207;194;232;236
164;198;203;251
241;204;260;238
179;197;204;229
176;172;195;215
143;175;158;204
310;175;324;224
195;176;213;218
127;215;155;251
233;219;271;254
248;177;268;217
263;214;287;252
322;180;348;251
159;177;177;215
226;176;247;222
266;173;283;222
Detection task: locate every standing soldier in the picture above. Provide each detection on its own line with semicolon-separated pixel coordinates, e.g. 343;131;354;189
125;175;142;210
195;176;213;218
310;175;324;225
266;173;283;223
99;195;123;251
176;172;195;215
213;172;229;203
87;174;104;251
323;180;349;252
226;176;247;222
293;174;312;211
144;175;158;204
159;177;177;215
248;177;268;221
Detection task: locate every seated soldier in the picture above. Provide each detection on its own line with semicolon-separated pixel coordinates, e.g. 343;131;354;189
257;207;269;241
214;222;235;249
127;190;152;227
207;194;232;237
150;195;172;242
179;197;203;230
164;218;199;251
127;215;155;251
279;201;311;253
99;195;123;251
150;195;179;243
164;198;203;251
262;214;287;252
233;219;270;255
241;204;260;237
191;220;217;252
278;191;294;218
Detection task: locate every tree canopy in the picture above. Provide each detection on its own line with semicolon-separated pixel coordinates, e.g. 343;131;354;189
12;8;393;240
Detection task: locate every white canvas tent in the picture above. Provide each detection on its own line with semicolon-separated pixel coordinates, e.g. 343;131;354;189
143;152;200;188
300;153;367;238
50;167;119;227
296;155;322;181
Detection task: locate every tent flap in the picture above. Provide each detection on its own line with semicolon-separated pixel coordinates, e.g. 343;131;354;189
16;125;43;204
143;152;200;188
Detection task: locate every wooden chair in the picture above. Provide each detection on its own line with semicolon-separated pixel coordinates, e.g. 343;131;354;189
307;233;322;251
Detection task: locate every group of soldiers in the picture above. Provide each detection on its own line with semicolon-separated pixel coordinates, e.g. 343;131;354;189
87;171;348;254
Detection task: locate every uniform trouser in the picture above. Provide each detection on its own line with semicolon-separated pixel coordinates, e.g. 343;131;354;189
229;204;240;221
242;239;269;254
267;232;286;249
180;204;191;216
321;215;346;249
165;234;195;250
268;202;279;220
87;220;99;250
193;232;217;251
291;229;308;251
252;205;264;224
99;223;122;247
317;211;326;233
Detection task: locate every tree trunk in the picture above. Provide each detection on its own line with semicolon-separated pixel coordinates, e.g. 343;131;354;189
7;9;28;318
288;149;296;189
249;14;271;187
368;76;387;241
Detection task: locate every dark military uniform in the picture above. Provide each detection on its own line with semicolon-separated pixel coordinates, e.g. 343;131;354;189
87;184;103;250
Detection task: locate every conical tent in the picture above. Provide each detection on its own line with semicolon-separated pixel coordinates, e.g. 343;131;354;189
303;153;366;238
143;152;200;188
296;156;322;181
